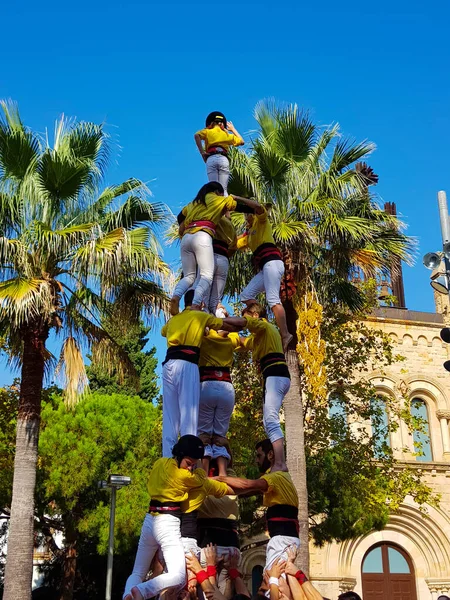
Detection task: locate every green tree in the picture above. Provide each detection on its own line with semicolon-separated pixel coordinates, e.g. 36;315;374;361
86;316;159;401
0;101;169;600
36;393;162;600
227;105;413;570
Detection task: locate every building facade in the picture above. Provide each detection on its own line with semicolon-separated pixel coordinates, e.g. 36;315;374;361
241;303;450;600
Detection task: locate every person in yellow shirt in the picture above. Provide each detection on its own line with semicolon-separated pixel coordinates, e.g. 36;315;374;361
229;304;291;472
171;183;258;315
194;111;244;194
198;325;242;474
216;439;300;597
123;435;207;600
237;201;293;351
161;291;245;458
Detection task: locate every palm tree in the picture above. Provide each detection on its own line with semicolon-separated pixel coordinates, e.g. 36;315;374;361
227;101;413;573
0;102;170;600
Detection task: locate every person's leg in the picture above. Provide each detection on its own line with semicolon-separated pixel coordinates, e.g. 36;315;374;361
211;382;234;471
263;376;291;471
191;231;214;308
206;155;220;184
123;515;159;599
240;271;265;306
162;360;181;458
216;155;230;195
263;260;293;351
134;515;186;599
208;254;229;315
171;235;197;314
179;362;201;438
198;381;216;459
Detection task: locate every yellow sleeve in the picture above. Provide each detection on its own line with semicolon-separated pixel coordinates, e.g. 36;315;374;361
161;323;167;337
206;316;225;331
245;316;268;334
177;468;205;490
195;128;208;140
236;235;248;250
241;334;254;351
202;478;229;498
225;195;237;211
257;207;268;223
229;332;241;349
230;134;242;146
260;474;274;493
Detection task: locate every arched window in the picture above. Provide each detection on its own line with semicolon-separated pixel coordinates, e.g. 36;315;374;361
362;543;417;599
370;396;391;458
328;396;347;445
411;398;433;461
251;565;264;595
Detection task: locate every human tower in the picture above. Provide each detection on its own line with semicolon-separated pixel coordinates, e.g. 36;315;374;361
124;112;306;600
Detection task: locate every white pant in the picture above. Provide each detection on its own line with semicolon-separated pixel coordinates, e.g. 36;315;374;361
206;154;230;195
173;231;214;306
198;380;235;459
264;535;300;598
123;514;186;600
182;536;201;557
200;547;241;594
264;376;291;443
207;253;229;314
241;259;284;308
162;360;200;457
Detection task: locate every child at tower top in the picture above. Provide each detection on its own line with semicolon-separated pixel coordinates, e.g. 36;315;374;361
194;111;244;195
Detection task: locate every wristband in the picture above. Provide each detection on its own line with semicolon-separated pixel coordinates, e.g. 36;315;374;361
269;577;279;587
295;571;308;585
206;565;217;578
196;570;209;584
229;568;242;580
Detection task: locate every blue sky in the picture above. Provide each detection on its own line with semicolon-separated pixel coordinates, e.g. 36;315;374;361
1;0;449;386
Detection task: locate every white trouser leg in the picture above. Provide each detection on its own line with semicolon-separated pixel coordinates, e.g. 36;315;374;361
173;234;198;299
240;270;265;303
199;380;234;459
206;155;230;195
264;536;300;597
182;536;201;557
123;514;159;598
262;260;284;308
162;360;200;457
208;254;229;314
190;231;214;306
263;376;291;443
134;514;186;599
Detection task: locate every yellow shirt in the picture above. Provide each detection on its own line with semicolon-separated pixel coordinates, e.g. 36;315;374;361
198;469;240;520
237;208;275;252
181;469;229;514
215;216;237;252
242;317;283;362
261;470;298;508
161;309;224;348
183;193;237;237
199;330;241;368
147;458;208;504
195;125;242;152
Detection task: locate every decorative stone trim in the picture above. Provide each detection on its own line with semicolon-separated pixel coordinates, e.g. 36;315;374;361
426;578;450;593
339;578;357;592
437;410;450;419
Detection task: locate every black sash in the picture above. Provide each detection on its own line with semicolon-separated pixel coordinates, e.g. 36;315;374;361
260;353;290;380
197;517;240;548
266;504;299;538
200;366;232;383
253;242;283;269
180;511;198;538
163;345;200;365
148;499;181;519
212;239;230;258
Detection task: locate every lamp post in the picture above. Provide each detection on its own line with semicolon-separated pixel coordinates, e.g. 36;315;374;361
98;474;131;600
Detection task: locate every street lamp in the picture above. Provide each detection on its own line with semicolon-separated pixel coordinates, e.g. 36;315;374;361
98;474;131;600
423;191;450;296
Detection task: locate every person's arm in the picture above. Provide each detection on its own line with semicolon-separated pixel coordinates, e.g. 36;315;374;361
286;575;306;600
230;195;262;212
226;549;250;598
227;121;244;146
215;475;268;496
285;547;322;600
185;553;217;595
204;544;218;586
267;559;286;600
220;316;247;332
194;130;209;162
161;323;167;338
244;316;269;334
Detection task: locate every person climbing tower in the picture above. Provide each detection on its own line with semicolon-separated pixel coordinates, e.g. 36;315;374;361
194;111;244;194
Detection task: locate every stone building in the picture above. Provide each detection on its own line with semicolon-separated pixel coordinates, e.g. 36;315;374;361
241;299;450;600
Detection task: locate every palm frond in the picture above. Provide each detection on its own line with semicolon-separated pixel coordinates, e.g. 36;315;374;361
56;336;88;407
0;100;40;180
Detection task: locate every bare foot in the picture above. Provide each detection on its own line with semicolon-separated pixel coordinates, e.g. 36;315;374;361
131;587;144;600
271;462;288;473
170;296;180;316
282;333;293;353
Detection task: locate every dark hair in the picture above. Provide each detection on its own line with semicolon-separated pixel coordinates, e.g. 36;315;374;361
242;302;267;319
437;596;450;600
255;439;273;455
193;181;224;205
338;593;362;600
172;435;204;461
205;111;227;128
184;290;194;308
233;595;251;600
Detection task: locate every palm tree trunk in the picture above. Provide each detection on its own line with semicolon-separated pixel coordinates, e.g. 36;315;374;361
283;299;310;575
3;324;49;600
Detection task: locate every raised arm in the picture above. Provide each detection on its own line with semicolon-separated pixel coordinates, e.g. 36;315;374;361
216;475;268;496
194;132;209;162
227;121;244;146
